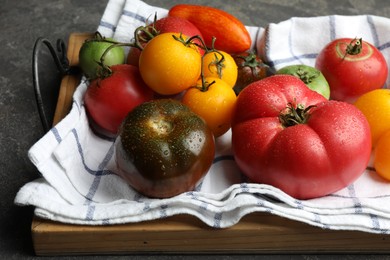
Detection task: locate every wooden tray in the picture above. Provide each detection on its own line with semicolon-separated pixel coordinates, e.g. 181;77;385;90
31;32;390;256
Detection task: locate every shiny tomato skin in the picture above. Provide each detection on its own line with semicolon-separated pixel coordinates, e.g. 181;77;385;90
354;89;390;147
115;99;215;198
202;51;238;87
276;64;330;99
153;16;205;56
182;77;237;137
315;38;388;103
79;38;125;79
232;75;371;199
232;51;272;94
126;16;205;66
374;130;390;181
139;33;202;95
84;64;154;137
168;4;251;53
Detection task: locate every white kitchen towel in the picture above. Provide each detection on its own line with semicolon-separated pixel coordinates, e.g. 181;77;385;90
15;0;390;233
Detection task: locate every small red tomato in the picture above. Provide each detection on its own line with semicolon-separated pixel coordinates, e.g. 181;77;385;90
315;38;388;103
84;64;154;137
232;51;272;94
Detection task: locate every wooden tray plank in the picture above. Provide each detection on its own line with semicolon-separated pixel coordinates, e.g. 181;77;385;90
52;33;92;125
31;32;390;256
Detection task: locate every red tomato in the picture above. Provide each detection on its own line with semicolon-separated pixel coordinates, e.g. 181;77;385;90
126;16;204;66
232;75;372;200
84;64;154;137
168;4;251;53
315;38;388;103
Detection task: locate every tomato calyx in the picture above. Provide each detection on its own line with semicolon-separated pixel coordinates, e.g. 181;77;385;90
279;102;316;127
292;67;320;84
236;51;263;77
345;38;363;56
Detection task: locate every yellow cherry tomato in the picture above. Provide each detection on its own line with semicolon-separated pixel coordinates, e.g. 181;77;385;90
374;130;390;181
139;33;202;95
182;77;237;137
202;50;238;87
354;89;390;147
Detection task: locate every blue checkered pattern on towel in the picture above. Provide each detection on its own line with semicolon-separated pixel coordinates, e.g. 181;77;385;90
13;0;390;233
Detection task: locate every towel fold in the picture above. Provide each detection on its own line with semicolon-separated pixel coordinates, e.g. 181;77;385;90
15;0;390;233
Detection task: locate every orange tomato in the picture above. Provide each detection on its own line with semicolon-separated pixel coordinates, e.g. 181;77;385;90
202;50;238;87
354;89;390;147
139;33;201;95
374;130;390;181
182;77;237;137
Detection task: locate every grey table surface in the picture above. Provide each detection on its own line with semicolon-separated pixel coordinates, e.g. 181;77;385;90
2;0;390;259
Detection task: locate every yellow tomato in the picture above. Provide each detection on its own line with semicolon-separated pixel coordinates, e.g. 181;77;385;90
139;33;201;95
354;89;390;147
374;130;390;181
202;50;238;87
182;77;237;137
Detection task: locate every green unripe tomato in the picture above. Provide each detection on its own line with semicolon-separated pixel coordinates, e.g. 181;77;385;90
276;64;330;99
79;37;125;79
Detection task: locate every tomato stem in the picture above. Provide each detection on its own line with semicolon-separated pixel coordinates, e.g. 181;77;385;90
279;102;315;127
343;38;363;58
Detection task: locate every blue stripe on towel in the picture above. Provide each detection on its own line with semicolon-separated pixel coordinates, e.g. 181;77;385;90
72;129;114;177
99;20;116;32
213;155;235;164
367;15;379;47
213;212;223;228
51;127;62;143
159;204;168;219
268;53;317;68
329;15;336;41
85;204;95;220
123;10;147;23
347;184;363;214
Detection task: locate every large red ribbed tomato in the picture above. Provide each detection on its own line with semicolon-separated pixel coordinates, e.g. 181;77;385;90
231;75;372;199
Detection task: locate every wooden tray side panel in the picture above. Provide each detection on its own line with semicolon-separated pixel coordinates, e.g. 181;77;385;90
52;33;93;125
31;33;390;256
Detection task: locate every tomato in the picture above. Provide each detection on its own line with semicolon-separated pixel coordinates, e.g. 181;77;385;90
168;4;251;53
139;32;202;95
84;64;154;137
202;50;238;87
354;89;390;147
232;51;272;94
276;64;330;99
232;75;371;200
126;46;144;67
315;38;388;103
374;130;390;181
182;77;237;137
79;35;125;79
126;16;205;66
115;99;215;198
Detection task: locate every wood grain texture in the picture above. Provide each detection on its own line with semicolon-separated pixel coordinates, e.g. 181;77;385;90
31;33;390;256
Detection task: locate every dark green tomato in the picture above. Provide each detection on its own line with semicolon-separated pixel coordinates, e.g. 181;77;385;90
115;99;215;198
79;37;125;79
276;64;330;99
